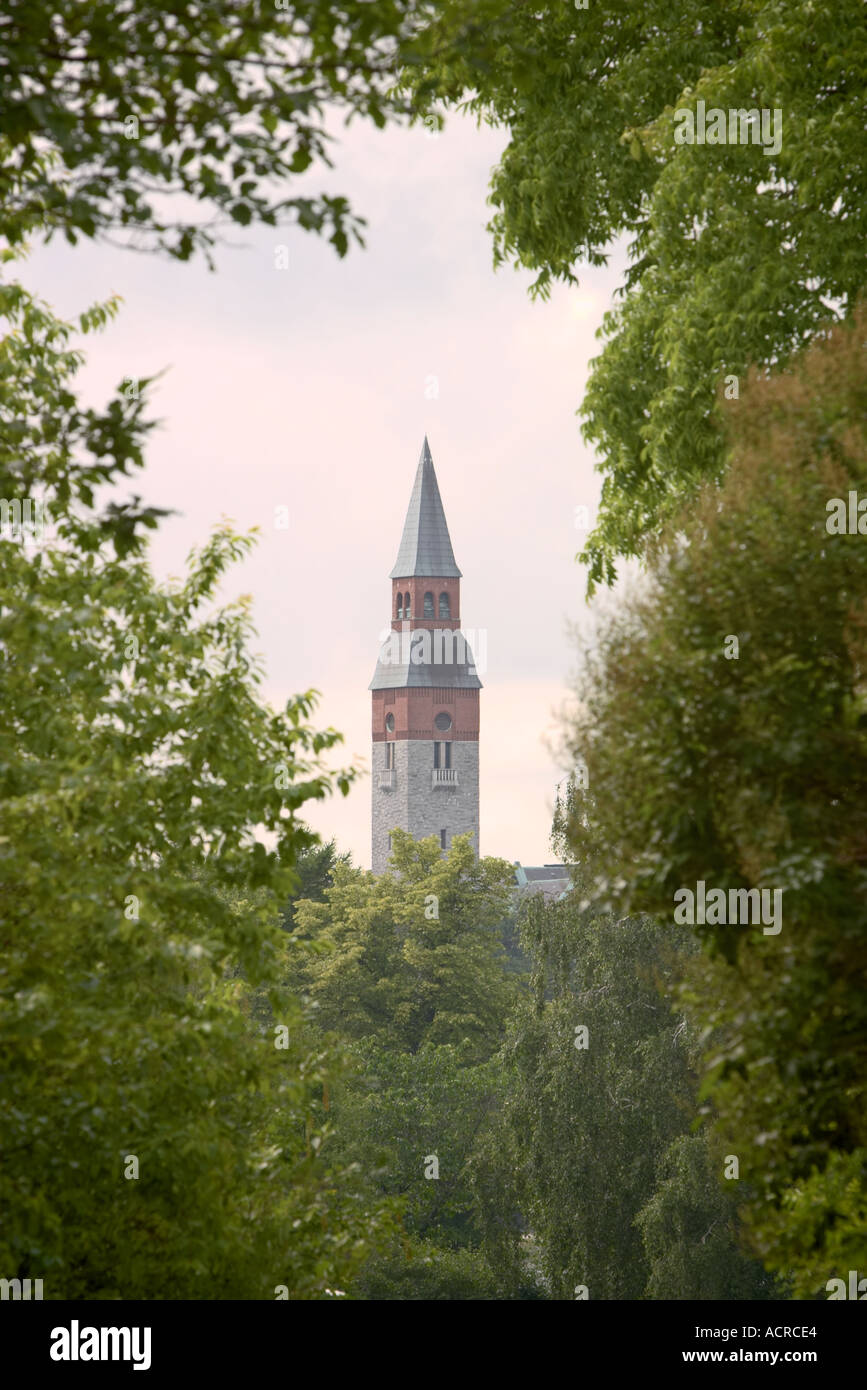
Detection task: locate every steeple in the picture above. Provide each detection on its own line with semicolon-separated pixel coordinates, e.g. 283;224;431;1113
370;436;481;873
390;437;462;579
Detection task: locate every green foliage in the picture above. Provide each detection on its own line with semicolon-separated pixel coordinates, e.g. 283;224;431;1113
280;838;352;933
413;0;867;584
0;0;503;1303
560;308;867;1294
282;838;536;1298
329;1039;503;1244
0;267;394;1297
499;888;700;1299
461;1069;535;1297
0;259;171;555
350;1241;500;1301
753;1151;867;1297
291;830;519;1060
494;900;532;977
327;1038;519;1298
637;1133;778;1300
276;840;533;1299
0;0;448;261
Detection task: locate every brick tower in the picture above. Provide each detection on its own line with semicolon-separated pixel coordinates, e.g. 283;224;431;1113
370;438;481;872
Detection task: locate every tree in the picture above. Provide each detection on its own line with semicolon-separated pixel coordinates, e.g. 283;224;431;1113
0;0;450;261
283;834;531;1298
560;306;867;1294
332;1040;502;1244
1;0;491;1302
351;1242;500;1301
637;1133;777;1300
331;1040;511;1299
412;0;867;585
500;887;700;1299
0;275;392;1297
290;831;518;1061
280;838;352;932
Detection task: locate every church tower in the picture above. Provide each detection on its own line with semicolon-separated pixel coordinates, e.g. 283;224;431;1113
370;438;481;872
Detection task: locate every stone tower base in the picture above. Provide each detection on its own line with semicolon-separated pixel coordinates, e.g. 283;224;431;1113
372;738;479;873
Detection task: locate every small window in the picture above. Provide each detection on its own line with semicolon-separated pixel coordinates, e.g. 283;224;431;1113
438;592;450;618
424;591;435;618
440;829;447;849
433;741;451;769
385;713;395;733
434;712;452;732
385;741;394;769
404;591;411;619
396;593;403;619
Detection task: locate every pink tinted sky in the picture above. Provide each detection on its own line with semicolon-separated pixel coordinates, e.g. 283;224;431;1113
23;112;629;869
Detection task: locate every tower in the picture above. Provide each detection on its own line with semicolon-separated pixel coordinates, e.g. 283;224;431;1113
370;438;481;872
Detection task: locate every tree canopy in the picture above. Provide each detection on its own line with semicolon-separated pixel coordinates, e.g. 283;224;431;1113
412;0;867;585
0;0;453;261
560;307;867;1294
282;836;527;1299
290;830;518;1060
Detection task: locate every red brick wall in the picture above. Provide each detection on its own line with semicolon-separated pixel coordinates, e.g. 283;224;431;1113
391;576;460;627
372;686;479;740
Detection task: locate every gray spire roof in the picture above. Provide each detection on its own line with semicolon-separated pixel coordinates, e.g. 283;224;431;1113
390;437;462;579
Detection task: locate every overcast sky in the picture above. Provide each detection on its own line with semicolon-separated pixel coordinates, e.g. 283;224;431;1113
22;110;629;869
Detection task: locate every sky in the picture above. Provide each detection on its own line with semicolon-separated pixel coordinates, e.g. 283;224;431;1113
21;110;630;869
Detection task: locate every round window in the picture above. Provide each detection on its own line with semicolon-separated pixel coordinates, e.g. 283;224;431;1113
385;714;395;733
434;712;452;732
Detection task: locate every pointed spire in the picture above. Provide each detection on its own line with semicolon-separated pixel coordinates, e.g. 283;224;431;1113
390;437;462;578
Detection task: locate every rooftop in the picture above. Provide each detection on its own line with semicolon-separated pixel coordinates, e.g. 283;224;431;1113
513;862;573;902
390;437;462;579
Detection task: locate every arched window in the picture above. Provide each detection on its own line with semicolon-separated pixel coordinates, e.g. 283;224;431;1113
396;592;403;619
424;591;435;618
438;591;451;618
404;591;411;619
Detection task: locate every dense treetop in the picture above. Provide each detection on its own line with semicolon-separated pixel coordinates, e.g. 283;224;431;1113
412;0;867;585
0;0;452;260
560;309;867;1293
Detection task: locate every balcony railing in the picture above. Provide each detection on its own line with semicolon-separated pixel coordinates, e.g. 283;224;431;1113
378;769;394;789
432;768;458;788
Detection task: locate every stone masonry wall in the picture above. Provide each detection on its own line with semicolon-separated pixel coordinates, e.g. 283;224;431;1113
371;738;479;873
